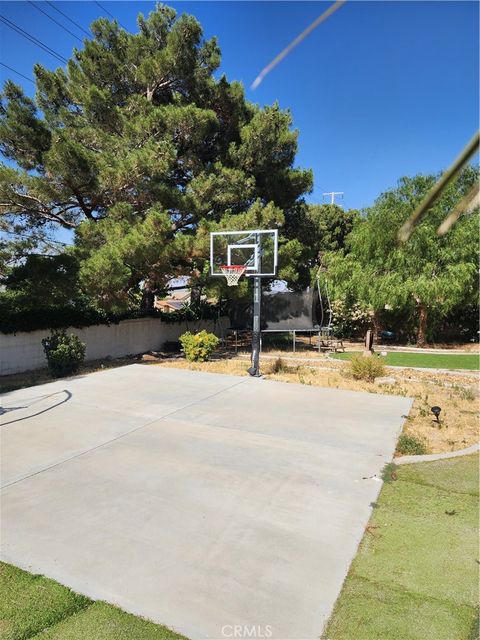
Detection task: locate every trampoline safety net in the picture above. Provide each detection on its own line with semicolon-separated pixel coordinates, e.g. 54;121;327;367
228;288;322;331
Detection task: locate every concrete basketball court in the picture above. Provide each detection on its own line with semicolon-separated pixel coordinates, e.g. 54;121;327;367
1;364;412;640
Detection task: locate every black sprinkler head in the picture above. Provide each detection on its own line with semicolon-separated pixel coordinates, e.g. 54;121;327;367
431;406;441;421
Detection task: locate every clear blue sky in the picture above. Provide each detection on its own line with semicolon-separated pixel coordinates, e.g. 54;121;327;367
1;0;478;212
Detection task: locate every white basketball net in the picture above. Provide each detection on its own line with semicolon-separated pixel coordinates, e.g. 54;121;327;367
220;265;246;286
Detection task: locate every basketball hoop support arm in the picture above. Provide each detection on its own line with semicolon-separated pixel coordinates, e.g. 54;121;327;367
249;275;262;377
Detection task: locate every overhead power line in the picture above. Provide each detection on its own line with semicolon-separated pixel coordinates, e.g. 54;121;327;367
45;1;90;38
0;62;35;84
94;1;128;30
28;1;83;43
94;1;115;21
0;15;67;64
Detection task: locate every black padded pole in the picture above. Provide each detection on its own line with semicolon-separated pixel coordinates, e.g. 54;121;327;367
248;275;262;377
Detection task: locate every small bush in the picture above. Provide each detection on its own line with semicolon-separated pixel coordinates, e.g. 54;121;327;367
349;354;385;381
396;434;427;456
270;357;287;373
456;385;476;402
42;330;86;378
179;330;219;362
268;357;302;375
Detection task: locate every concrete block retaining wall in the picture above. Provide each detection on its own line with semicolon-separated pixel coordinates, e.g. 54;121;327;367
0;316;229;376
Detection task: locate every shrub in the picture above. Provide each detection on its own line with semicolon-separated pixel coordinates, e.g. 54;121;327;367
268;357;300;375
349;354;386;381
396;434;427;456
42;330;86;377
330;299;374;339
270;357;287;373
179;330;219;362
455;385;476;402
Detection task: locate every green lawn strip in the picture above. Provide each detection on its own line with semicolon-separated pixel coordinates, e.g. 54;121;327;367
0;563;91;640
0;563;187;640
323;574;477;640
332;351;479;370
32;602;186;640
399;454;480;496
354;481;478;606
323;454;479;640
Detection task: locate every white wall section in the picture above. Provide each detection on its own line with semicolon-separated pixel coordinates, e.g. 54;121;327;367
0;317;229;375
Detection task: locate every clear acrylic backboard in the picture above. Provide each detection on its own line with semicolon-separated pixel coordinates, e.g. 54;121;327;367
210;229;278;278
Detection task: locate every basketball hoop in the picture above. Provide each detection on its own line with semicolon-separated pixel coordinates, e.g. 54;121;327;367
220;265;246;286
211;229;279;377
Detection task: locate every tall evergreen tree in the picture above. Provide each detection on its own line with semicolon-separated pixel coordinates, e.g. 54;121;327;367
0;3;312;310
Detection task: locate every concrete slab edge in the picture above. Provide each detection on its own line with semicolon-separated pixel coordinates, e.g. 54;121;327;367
395;442;480;465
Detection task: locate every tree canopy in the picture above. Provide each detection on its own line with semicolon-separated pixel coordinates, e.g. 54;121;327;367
0;2;477;346
325;167;479;345
2;253;79;307
305;203;359;256
0;3;312;309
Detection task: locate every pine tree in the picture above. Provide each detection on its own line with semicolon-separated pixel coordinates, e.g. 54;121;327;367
0;4;312;309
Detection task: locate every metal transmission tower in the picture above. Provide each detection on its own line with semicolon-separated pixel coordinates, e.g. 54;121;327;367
322;191;344;205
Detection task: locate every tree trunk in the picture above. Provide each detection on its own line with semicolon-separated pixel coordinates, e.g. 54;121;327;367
363;329;374;356
190;285;201;306
416;301;428;347
140;282;155;311
372;310;380;342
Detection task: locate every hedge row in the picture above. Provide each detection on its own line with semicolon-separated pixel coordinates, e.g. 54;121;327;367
0;300;226;334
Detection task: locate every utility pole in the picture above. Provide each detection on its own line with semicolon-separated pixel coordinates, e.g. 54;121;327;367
322;191;344;205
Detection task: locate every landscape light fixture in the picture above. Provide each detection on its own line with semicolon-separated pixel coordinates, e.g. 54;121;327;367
431;406;441;422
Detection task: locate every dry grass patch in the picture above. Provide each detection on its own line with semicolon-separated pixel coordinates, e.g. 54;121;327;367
157;356;251;377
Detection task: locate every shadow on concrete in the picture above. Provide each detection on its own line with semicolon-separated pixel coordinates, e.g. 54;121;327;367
1;390;72;426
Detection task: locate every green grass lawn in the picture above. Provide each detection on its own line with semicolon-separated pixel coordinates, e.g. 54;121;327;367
332;351;479;370
0;563;187;640
323;454;479;640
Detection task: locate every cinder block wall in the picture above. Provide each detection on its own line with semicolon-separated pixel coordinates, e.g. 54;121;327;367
0;317;229;376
